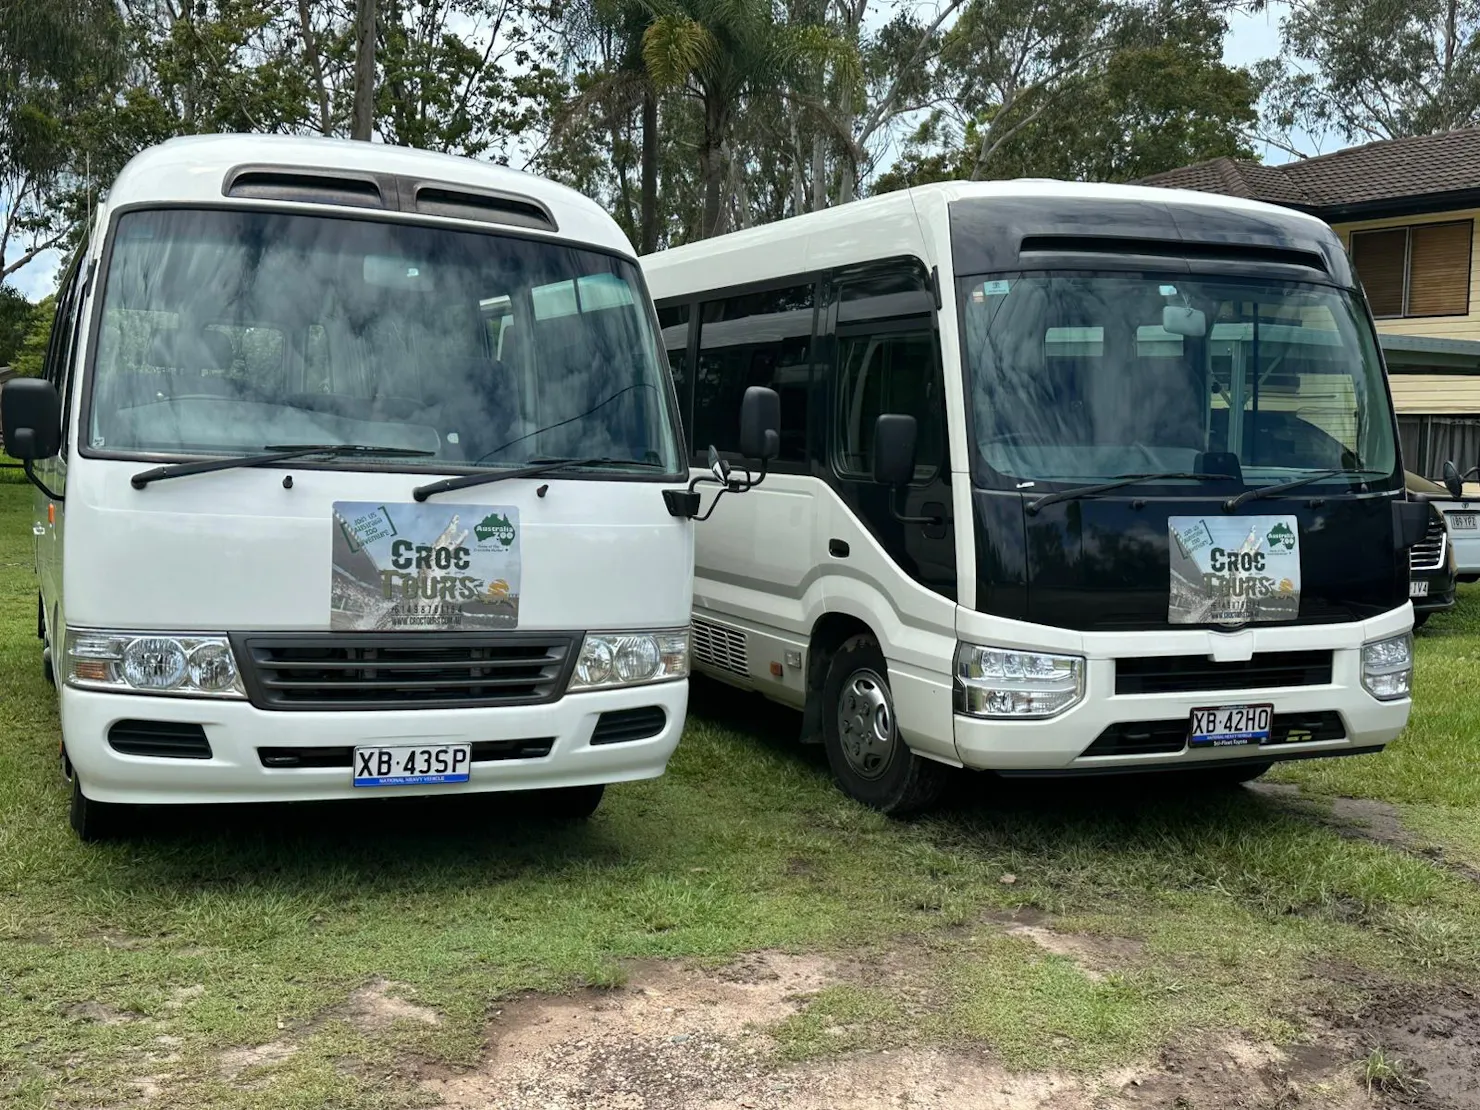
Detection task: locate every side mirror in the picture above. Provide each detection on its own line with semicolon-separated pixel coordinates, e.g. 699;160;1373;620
1443;460;1464;499
707;444;730;485
872;413;918;487
739;386;780;462
1;378;62;461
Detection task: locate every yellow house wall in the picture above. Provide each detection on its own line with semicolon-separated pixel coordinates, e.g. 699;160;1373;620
1332;210;1480;341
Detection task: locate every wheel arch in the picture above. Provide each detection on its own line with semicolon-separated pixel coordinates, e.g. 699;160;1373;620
800;611;879;744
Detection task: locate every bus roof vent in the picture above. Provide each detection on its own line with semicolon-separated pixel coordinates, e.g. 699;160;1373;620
1018;235;1328;274
223;166;388;209
409;183;557;232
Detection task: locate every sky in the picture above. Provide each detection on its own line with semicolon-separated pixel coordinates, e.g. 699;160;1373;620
4;1;1316;303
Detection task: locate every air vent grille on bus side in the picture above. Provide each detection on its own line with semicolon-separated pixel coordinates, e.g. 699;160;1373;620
691;618;748;677
1017;235;1328;274
410;186;557;231
224;168;387;209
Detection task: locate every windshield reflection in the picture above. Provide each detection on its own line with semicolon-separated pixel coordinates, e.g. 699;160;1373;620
87;209;681;473
959;272;1398;488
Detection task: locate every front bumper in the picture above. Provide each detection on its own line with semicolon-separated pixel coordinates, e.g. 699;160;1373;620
951;607;1411;774
61;680;688;805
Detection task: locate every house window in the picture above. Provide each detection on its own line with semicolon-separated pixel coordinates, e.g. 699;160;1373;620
1350;221;1472;318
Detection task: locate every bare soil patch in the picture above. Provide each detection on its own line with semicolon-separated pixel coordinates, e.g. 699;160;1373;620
1250;785;1480;885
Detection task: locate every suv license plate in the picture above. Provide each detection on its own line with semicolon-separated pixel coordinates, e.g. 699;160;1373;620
1410;580;1430;597
353;744;471;787
1189;704;1272;748
1449;512;1477;530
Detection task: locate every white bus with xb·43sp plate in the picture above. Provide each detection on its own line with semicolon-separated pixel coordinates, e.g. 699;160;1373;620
642;179;1449;814
1;133;779;840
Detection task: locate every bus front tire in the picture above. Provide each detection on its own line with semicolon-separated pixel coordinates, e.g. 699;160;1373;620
540;784;605;820
69;776;129;842
821;635;948;816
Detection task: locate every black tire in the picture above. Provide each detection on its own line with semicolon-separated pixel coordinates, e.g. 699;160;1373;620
820;634;949;816
69;775;129;842
1413;611;1430;629
1186;760;1274;788
539;784;605;820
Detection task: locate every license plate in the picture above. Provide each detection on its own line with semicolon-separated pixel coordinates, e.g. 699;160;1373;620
1189;704;1272;748
1410;580;1430;598
1449;512;1477;530
353;744;471;787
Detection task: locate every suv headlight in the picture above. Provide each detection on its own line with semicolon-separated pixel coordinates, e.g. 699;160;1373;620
569;628;689;691
65;631;245;698
954;644;1084;718
1362;633;1412;701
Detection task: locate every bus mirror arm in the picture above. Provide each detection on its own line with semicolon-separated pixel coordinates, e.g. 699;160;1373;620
1;378;65;502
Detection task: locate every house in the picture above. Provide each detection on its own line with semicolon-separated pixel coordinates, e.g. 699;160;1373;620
1140;128;1480;481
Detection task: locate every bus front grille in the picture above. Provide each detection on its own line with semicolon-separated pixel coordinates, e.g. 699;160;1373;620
234;633;577;711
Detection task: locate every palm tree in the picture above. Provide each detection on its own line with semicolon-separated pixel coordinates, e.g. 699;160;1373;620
642;0;832;238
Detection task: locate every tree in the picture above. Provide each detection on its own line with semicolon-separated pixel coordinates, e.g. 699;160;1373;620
642;0;831;238
0;0;124;281
0;286;37;366
874;0;1255;187
1263;0;1480;145
352;0;378;138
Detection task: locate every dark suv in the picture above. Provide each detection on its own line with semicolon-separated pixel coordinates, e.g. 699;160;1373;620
1407;471;1457;627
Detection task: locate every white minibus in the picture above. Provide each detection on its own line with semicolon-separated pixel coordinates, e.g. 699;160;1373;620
3;134;776;839
642;180;1439;814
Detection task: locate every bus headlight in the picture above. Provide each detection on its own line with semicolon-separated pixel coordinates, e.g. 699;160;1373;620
1361;633;1412;701
955;644;1084;718
65;631;245;698
569;629;689;691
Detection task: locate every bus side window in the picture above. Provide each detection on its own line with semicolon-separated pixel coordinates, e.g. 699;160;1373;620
830;263;944;483
692;283;815;464
45;250;87;448
657;302;691;447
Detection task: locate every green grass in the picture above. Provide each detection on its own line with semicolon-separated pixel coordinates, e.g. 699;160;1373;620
1;480;1479;1107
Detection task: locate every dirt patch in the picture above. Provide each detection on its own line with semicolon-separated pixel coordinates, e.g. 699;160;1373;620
344;978;443;1033
62;1000;140;1025
218;1040;298;1079
1002;924;1144;982
424;952;832;1109
1251;785;1480;885
1331;988;1480;1109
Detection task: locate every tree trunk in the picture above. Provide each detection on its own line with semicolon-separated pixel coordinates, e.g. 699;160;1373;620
699;95;728;239
811;132;827;211
789;114;807;216
639;86;659;254
1445;0;1458;78
296;0;333;135
351;0;378;141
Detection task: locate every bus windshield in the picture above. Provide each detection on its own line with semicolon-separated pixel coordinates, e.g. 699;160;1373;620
959;272;1399;488
87;208;682;473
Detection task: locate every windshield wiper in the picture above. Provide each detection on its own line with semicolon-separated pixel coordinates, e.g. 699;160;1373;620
1223;468;1388;511
1027;472;1239;515
131;443;435;489
412;456;664;502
